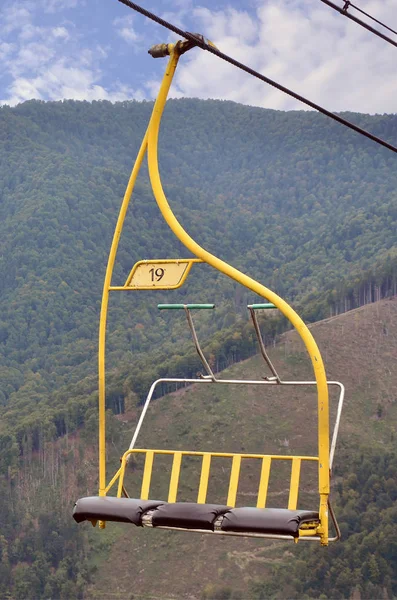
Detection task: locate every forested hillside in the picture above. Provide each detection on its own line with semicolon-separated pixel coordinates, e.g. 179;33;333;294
86;299;397;600
0;99;397;598
1;98;397;467
1;297;397;599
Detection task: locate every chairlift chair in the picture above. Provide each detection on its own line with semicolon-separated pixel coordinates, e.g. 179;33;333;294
73;40;344;546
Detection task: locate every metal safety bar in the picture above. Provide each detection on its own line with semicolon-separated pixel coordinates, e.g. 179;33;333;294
157;301;291;386
152;302;343;472
127;378;344;468
117;448;318;508
248;304;280;382
157;302;281;384
158;304;216;381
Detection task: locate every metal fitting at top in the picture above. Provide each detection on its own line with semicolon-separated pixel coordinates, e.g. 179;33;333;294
148;43;173;58
148;34;218;59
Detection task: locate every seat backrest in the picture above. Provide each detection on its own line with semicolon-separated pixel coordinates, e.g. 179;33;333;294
118;448;319;509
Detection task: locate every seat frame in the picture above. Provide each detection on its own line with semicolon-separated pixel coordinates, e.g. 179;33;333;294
74;39;345;547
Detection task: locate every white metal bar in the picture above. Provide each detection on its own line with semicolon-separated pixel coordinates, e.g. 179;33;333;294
128;377;344;463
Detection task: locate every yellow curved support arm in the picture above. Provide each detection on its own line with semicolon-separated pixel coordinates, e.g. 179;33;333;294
98;43;330;543
146;48;329;542
98;129;149;500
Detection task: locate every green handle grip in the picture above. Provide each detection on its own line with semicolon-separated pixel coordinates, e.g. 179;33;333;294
158;304;215;310
247;303;276;310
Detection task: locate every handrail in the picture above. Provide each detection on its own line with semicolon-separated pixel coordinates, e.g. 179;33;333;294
127;378;344;460
248;305;280;382
118;447;319;506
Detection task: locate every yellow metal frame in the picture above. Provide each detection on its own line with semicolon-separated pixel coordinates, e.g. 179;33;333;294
112;258;203;291
98;41;330;543
110;449;317;514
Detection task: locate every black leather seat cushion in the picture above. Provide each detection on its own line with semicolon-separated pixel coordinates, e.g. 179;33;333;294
73;498;320;537
221;507;319;537
151;502;230;530
73;497;166;525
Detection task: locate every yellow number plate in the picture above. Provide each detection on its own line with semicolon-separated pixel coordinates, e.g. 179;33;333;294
124;259;202;290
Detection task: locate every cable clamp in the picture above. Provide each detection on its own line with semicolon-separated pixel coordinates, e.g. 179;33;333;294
148;43;172;58
178;33;218;55
148;34;218;58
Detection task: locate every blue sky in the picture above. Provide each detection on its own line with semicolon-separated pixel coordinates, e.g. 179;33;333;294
1;0;396;113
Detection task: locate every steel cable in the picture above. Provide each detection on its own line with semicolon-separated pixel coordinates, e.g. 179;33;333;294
117;0;397;155
320;0;397;49
347;2;397;36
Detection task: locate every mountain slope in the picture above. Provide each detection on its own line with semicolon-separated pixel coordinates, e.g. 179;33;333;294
87;298;397;599
1;99;397;458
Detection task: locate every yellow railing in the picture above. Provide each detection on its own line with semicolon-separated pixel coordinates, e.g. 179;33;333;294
107;449;319;510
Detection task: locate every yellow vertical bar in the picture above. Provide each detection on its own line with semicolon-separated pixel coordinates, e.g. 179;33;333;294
227;455;241;507
117;458;127;499
319;493;329;546
197;453;211;504
141;451;154;500
98;48;178;500
256;456;271;508
98;130;149;497
168;452;182;503
288;458;301;510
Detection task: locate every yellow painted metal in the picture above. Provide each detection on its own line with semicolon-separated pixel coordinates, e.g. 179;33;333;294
98;128;150;500
98;41;332;543
288;458;302;510
122;258;202;290
256;456;272;508
112;449;317;515
97;46;177;501
120;448;318;461
226;455;242;507
299;528;319;537
141;450;154;500
104;467;122;494
117;459;127;499
168;451;182;502
197;453;211;504
145;46;330;543
318;493;329;546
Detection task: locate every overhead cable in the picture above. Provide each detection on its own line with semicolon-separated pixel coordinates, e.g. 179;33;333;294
117;0;397;156
319;0;397;49
346;1;397;36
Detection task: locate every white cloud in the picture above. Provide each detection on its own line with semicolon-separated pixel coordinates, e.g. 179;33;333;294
2;0;396;112
172;0;193;7
41;0;79;13
0;0;134;105
146;0;397;114
2;5;32;34
3;60;139;105
0;42;14;60
52;26;69;40
18;24;46;41
9;43;55;76
113;15;141;46
119;27;140;44
96;45;108;60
